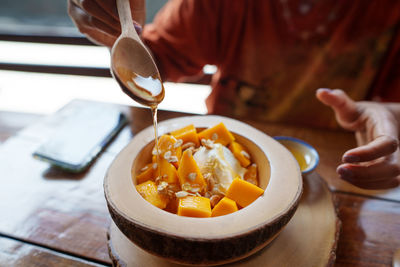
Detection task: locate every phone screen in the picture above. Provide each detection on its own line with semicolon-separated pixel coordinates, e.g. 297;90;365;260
33;103;128;173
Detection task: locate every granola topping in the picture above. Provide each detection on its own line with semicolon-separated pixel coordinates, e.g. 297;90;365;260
188;172;197;181
175;191;189;198
174;139;183;148
240;150;250;159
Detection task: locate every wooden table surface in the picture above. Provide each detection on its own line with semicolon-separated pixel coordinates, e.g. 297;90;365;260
0;99;399;267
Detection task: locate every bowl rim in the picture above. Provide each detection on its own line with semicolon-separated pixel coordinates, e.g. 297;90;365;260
273;136;320;174
104;115;303;240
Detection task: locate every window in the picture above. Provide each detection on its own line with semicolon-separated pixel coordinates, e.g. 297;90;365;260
0;0;168;38
0;0;210;115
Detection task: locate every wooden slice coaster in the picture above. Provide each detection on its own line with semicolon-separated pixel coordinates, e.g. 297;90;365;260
107;172;340;266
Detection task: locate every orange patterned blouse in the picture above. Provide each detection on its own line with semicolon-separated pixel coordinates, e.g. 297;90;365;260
143;0;400;128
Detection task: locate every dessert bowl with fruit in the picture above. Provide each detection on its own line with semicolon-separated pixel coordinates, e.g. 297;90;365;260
104;115;302;266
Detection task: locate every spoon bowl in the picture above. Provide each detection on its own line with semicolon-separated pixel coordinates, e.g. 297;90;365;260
111;0;164;107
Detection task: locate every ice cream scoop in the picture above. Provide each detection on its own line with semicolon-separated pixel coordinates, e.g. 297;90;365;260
194;143;246;194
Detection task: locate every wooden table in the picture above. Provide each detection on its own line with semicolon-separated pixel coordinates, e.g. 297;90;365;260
0;99;399;266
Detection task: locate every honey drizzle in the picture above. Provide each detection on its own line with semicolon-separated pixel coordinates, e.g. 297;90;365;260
151;105;161;178
116;67;165;182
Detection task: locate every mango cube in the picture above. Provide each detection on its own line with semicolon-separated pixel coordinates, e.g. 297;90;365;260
229;141;251;167
170;124;200;147
226;178;264;208
211;197;238;217
135;163;156;184
244;163;258;186
155;135;182;168
177;196;211;217
136;181;168;209
177;150;206;192
197;122;235;146
157;157;179;184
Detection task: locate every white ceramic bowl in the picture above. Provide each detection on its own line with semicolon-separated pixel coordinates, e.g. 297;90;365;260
104;115;303;265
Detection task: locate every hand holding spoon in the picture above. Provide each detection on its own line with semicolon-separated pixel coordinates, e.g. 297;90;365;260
111;0;164;107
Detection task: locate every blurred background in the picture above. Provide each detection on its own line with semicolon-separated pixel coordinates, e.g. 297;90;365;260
0;0;212;115
0;0;167;34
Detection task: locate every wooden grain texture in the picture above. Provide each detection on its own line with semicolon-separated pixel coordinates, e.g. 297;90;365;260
0;101;188;266
1;100;400;266
333;192;400;267
0;111;42;144
0;236;106;267
0;136;113;265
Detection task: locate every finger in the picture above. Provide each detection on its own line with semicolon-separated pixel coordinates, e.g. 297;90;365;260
68;1;118;47
316;88;361;130
364;103;399;140
72;0;119;20
132;21;143;35
70;0;119;36
96;0;119;20
85;29;117;47
337;162;400;189
96;0;146;26
90;16;121;36
343;135;399;163
338;161;400;182
68;0;93;32
79;0;121;32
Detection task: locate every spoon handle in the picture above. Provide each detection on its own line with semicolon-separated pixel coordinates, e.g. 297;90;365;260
116;0;141;40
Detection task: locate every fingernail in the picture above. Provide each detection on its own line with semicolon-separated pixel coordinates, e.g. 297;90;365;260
134;24;143;35
317;88;332;92
343;155;360;163
337;167;353;180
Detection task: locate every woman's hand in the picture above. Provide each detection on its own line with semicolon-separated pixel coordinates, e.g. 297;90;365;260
316;88;400;189
67;0;144;47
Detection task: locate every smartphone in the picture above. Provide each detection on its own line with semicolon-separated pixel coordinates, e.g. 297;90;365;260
33;103;128;173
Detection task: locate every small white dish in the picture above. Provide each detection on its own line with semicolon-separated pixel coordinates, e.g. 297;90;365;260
273;136;319;175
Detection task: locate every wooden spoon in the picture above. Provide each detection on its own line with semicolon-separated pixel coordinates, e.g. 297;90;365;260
111;0;164;107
